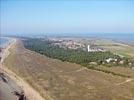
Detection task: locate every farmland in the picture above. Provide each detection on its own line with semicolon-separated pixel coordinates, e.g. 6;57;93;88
94;39;134;58
3;39;134;100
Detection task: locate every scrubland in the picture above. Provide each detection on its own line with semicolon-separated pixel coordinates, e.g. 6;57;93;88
4;40;134;100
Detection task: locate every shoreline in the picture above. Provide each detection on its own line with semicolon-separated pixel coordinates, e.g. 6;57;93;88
0;37;16;64
0;37;21;100
0;38;45;100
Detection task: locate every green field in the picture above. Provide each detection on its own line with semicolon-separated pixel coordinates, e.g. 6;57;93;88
80;38;134;58
95;39;134;58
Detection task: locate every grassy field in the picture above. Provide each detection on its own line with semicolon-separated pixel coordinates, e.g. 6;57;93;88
80;38;134;58
4;40;134;100
94;39;134;58
94;65;134;78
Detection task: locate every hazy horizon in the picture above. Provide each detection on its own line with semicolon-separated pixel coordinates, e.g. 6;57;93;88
1;0;134;35
1;1;134;100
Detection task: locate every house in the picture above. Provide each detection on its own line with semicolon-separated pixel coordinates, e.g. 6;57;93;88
106;58;117;63
87;45;105;52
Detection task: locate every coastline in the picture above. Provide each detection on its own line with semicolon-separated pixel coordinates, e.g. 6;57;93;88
0;37;21;100
0;37;16;64
0;37;45;100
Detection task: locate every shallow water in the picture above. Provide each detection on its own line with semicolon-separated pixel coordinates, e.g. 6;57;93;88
0;37;10;47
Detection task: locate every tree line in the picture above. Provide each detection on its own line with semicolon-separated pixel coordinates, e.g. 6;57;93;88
23;38;133;78
23;38;119;65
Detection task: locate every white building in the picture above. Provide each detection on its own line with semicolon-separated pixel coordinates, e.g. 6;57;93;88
106;58;117;63
87;45;105;52
88;45;90;52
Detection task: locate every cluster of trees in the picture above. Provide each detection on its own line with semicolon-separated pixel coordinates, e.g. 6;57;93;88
23;38;134;77
23;39;119;65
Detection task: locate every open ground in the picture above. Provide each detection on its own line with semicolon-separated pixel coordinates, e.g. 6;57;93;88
3;39;134;100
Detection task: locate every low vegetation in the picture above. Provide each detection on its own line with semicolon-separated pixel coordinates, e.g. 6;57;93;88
23;39;117;63
4;40;134;100
23;38;133;77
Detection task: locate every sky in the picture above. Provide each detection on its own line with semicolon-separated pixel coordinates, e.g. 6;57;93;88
0;0;134;35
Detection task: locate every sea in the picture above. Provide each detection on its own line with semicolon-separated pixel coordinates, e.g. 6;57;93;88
47;33;134;43
0;37;10;47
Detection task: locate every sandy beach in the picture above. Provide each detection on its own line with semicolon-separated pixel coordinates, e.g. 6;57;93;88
0;38;45;100
0;37;16;64
0;38;22;100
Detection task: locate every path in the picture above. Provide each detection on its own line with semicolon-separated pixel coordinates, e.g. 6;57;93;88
116;78;134;86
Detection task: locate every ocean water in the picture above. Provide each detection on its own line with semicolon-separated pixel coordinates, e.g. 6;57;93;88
76;33;134;42
43;33;134;42
92;33;134;42
0;37;10;47
55;33;134;43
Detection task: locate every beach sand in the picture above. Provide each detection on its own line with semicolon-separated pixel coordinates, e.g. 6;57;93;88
0;38;22;100
0;38;16;64
0;38;45;100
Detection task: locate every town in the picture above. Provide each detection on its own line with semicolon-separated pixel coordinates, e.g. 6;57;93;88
48;38;105;52
40;38;134;67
